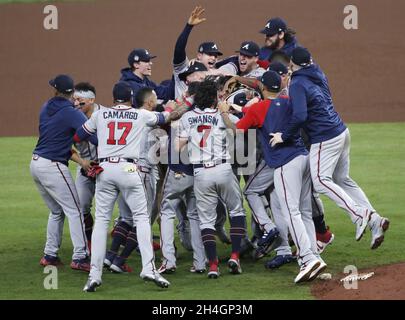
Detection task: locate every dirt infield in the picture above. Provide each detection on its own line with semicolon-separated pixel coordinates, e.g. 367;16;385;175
1;0;405;136
312;263;405;300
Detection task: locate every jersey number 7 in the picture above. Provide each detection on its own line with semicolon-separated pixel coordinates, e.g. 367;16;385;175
197;125;211;148
107;121;133;145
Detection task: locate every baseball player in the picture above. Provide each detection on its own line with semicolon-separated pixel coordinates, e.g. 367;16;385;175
225;61;335;257
259;17;298;61
172;5;233;99
76;82;175;292
104;88;169;273
120;48;174;107
31;74;93;272
215;41;266;78
175;78;247;279
220;70;326;283
72;82;101;248
158;73;207;274
270;47;389;249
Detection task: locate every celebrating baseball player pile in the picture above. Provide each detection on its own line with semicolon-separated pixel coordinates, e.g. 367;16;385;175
30;6;390;292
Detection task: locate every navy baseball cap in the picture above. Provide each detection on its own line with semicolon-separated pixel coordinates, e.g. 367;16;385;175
291;47;312;67
113;82;133;103
49;74;74;94
179;62;208;82
128;48;157;65
268;61;288;75
198;42;223;56
260;70;282;92
260;17;287;36
233;92;249;107
236;41;260;57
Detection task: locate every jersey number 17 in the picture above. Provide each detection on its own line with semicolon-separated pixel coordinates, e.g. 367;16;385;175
107;121;133;145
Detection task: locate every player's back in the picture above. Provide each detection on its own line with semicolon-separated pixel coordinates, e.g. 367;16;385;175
180;108;238;164
87;105;161;160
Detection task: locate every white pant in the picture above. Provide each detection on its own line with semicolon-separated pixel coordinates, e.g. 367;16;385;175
310;128;375;225
274;155;318;267
89;161;156;282
30;156;88;260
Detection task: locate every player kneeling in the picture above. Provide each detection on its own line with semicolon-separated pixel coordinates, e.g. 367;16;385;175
175;79;247;279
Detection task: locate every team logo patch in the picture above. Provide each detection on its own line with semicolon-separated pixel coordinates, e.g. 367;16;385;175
134;55;139;62
212;44;218;50
242;44;250;50
123;164;137;173
265;22;270;28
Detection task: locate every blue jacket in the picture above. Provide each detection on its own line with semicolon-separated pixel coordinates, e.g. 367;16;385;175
282;64;346;144
120;68;174;107
259;37;298;61
33;97;96;165
236;97;307;169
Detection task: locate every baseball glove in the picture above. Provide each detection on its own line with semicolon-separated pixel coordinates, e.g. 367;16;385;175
81;161;104;180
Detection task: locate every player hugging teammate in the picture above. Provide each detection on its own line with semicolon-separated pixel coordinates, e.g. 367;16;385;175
31;5;390;292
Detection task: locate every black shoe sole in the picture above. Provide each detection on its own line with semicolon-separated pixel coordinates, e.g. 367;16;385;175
207;272;219;279
371;220;390;250
84;282;100;292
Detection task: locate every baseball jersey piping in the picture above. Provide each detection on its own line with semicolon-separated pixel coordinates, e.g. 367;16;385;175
55;163;88;252
316;142;361;220
280;165;302;259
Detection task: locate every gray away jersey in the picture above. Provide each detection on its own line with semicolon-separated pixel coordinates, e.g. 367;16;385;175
83;105;164;160
179;108;239;164
74;104;101;161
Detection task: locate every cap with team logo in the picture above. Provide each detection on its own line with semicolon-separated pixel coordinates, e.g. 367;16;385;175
260;70;282;92
198;42;223;56
233;92;249;107
127;48;157;66
113;81;133;103
178;62;208;82
236;41;260;57
260;17;287;36
291;47;312;67
268;61;289;75
49;74;74;94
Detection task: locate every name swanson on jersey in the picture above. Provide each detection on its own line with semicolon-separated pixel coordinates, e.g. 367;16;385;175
103;110;138;120
188;114;219;126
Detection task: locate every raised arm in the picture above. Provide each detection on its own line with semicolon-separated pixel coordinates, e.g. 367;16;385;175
173;6;206;65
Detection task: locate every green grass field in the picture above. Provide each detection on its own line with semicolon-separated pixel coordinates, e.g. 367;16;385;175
0;123;404;300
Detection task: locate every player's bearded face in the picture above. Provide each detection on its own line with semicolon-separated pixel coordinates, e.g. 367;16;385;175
238;55;258;73
198;53;217;69
265;33;281;49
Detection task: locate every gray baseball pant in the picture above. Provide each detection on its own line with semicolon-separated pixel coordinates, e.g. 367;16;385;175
89;162;156;282
159;169;206;270
30;156;88;260
274;154;319;267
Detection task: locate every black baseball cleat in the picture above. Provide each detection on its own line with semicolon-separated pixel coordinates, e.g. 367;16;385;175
83;278;101;292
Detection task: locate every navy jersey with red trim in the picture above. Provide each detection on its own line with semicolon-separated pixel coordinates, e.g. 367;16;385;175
236;97;307;168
